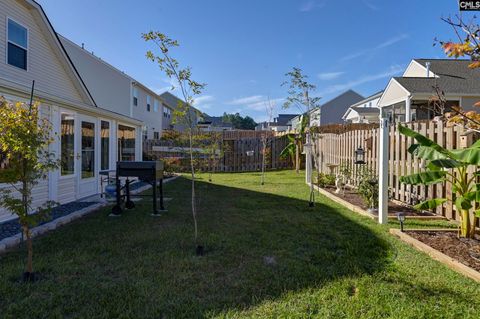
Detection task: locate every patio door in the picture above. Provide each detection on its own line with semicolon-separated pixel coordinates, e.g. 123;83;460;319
77;115;98;199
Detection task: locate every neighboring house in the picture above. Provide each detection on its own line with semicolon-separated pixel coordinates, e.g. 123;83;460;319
59;35;167;140
318;90;365;125
160;91;203;132
342;91;383;124
255;114;298;132
0;0;143;222
197;116;233;132
288;90;364;130
379;59;480;123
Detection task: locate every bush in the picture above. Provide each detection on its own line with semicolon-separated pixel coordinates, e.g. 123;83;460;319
315;172;336;188
356;167;378;209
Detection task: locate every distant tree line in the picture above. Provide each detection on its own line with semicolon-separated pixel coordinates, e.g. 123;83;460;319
222;112;257;130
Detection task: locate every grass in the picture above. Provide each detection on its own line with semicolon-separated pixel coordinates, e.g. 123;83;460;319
0;170;479;318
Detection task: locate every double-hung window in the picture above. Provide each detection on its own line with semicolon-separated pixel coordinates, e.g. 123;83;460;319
146;95;151;112
133;87;138;106
154;99;159;112
7;19;28;70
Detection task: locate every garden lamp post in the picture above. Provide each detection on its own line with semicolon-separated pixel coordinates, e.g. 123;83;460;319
304;141;315;207
397;212;406;232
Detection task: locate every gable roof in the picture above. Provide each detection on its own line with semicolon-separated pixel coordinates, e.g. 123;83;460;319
319;90;365;125
395;59;480;95
25;0;96;106
350;90;383;108
272;114;298;126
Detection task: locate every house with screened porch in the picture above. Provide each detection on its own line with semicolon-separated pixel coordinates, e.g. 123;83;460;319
0;0;143;222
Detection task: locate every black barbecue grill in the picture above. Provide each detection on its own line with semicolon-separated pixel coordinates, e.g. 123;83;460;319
111;161;166;216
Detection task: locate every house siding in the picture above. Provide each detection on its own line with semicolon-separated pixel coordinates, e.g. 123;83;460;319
0;0;86;104
131;86;163;139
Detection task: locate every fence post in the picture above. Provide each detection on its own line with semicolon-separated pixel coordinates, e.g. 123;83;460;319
378;118;389;224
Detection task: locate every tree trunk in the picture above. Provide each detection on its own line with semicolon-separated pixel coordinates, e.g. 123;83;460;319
295;143;300;174
23;225;33;274
470;215;477;239
460;209;472;238
189;132;198;245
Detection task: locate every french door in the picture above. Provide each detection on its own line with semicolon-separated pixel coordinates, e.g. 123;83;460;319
76;115;98;199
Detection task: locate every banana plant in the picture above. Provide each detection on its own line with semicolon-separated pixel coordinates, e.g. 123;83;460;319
280;114;309;173
398;125;480;238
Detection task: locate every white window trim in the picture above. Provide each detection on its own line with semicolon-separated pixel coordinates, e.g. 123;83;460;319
117;122;137;161
99;118;112;171
6;16;29;72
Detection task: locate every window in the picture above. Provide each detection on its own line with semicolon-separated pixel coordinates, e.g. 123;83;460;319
7;19;28;70
147;95;151;112
118;125;136;161
133;87;138;106
142;126;148;140
101;121;110;170
153;131;160;140
61;113;75;176
154;99;159;112
81;121;95;179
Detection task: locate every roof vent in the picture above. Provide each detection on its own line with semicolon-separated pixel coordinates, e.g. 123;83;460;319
426;61;431;78
81;43;84;49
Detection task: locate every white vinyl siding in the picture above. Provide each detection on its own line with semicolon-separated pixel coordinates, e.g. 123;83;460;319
0;1;85;104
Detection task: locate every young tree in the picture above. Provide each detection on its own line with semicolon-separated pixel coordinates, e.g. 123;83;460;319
0;96;58;281
203;132;223;182
260;98;275;185
143;32;206;255
282;67;321;206
282;68;321;174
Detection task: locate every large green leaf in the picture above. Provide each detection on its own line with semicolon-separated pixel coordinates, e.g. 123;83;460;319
413;198;447;211
280;143;295;159
408;144;448;161
399;171;447;185
429;158;463;169
455;196;473;212
399;125;450;156
451;147;480;165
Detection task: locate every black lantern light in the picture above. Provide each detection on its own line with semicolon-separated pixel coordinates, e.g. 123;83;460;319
397;212;406;232
355;147;366;164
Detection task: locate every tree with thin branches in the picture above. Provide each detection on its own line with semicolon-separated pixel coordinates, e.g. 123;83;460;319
142;32;206;255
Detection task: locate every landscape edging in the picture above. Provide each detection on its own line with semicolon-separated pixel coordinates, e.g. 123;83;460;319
390;228;480;283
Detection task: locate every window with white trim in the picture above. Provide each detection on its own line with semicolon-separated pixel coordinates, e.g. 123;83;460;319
154;99;159;112
147;95;151;112
133;87;138;106
7;19;28;70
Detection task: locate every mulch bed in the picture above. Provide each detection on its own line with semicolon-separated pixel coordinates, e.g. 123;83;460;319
409;231;480;272
322;186;435;217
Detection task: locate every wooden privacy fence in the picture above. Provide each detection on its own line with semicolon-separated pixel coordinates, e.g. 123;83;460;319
315;120;471;222
143;131;292;172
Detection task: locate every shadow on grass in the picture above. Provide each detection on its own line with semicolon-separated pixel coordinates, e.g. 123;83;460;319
0;175;391;318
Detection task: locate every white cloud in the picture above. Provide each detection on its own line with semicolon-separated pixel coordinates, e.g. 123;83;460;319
228;95;265;105
192;95;215;112
318;65;404;96
318;71;344;81
299;0;326;12
363;0;379;11
340;34;409;62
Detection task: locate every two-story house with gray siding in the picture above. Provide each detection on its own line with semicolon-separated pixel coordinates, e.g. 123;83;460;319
0;0;143;222
59;35;172;140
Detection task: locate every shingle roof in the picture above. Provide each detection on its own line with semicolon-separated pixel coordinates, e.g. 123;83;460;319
200;116;233;128
396;59;480;95
272;114;298;126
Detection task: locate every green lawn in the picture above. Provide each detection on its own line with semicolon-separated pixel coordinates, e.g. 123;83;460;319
1;170;479;318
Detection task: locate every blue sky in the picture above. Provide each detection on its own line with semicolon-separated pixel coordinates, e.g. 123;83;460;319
40;0;464;121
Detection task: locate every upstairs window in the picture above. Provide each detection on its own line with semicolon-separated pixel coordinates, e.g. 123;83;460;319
7;19;28;70
147;95;151;112
154;99;159;112
133;87;138;106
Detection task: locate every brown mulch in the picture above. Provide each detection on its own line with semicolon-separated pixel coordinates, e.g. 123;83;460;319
409;231;480;272
322;186;434;217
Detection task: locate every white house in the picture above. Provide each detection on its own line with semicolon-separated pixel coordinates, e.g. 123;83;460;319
0;0;143;222
59;35;173;140
342;91;383;124
379;59;480;122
